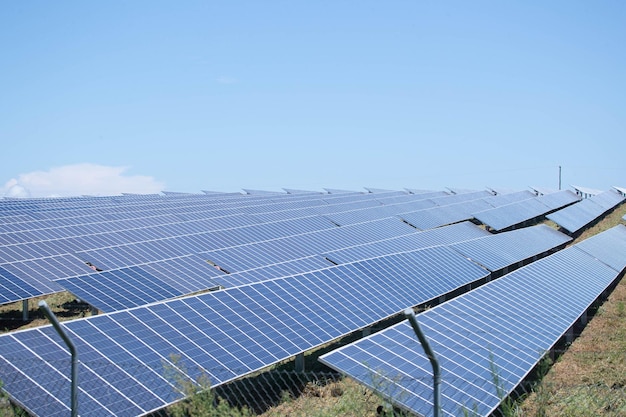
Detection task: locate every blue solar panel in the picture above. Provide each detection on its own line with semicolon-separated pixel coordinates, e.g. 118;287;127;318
450;224;572;272
324;222;490;264
547;191;624;234
546;199;607;234
212;255;334;287
323;208;397;226
401;199;494;230
55;256;224;313
320;233;624;417
535;189;580;209
0;247;489;417
473;191;580;232
55;218;418;311
483;190;536;206
575;224;626;272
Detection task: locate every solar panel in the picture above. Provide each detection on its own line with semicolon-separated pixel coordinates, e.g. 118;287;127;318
574;224;626;272
583;189;624;209
324;222;490;264
211;255;334;287
472;198;549;231
547;199;608;234
0;247;490;417
404;189;449;198
0;267;59;304
320;233;624;417
483;190;535;206
547;190;624;234
55;255;224;312
449;224;572;272
323;207;397;226
401;199;494;230
55;218;418;311
572;185;602;196
429;190;493;205
0;194;358;306
535;189;580;209
282;188;322;195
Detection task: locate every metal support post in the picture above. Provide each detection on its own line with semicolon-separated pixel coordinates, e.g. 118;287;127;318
39;301;78;417
295;353;305;372
22;299;29;321
405;308;441;417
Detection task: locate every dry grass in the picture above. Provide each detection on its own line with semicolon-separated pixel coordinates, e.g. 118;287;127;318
257;378;383;417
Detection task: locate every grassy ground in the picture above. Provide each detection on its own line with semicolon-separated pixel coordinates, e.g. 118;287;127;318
0;291;93;334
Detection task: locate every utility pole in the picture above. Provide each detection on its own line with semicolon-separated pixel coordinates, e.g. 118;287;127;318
558;166;562;190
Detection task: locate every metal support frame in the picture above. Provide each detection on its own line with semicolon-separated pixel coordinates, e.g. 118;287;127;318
405;308;441;417
39;301;79;417
22;300;29;321
295;353;305;372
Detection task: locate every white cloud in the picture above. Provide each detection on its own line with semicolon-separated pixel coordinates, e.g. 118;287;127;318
2;163;166;198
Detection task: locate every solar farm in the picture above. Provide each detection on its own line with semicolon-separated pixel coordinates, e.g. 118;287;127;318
0;186;625;417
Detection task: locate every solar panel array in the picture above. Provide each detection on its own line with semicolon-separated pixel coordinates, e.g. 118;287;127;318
0;188;570;309
319;225;626;417
0;246;491;417
57;219;575;314
0;186;622;417
473;190;580;231
547;189;626;234
0;190;418;306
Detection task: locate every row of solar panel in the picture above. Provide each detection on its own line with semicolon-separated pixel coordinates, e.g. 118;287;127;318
0;192;489;302
0;190;481;250
0;189;406;226
60;223;571;313
0;189;588;308
319;225;626;417
547;190;625;234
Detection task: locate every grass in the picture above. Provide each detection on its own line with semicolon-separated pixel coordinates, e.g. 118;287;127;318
0;291;94;334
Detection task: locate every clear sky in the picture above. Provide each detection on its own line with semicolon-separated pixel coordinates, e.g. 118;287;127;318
1;1;624;197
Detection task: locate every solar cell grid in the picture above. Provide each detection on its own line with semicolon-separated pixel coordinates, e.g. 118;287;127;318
400;199;493;230
429;190;492;205
535;189;580;209
590;190;624;209
449;224;571;272
546;199;606;234
472;197;551;231
212;255;333;287
324;221;489;265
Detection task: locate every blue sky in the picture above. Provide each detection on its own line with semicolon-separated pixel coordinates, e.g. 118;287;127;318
1;1;624;197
